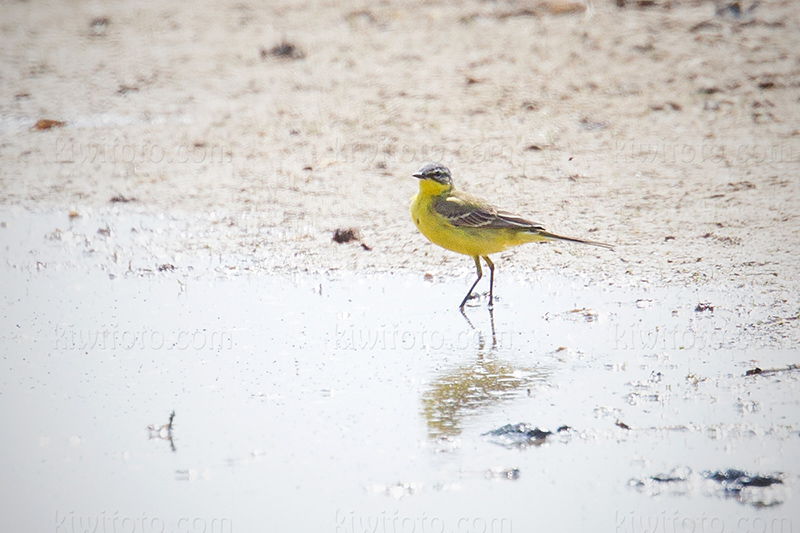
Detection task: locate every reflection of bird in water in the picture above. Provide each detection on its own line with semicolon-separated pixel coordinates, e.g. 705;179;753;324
460;302;498;347
421;356;550;439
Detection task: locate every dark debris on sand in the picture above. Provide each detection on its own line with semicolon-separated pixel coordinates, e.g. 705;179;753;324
332;228;371;250
110;195;136;203
262;41;306;60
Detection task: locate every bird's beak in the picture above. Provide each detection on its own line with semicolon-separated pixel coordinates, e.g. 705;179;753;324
412;173;423;179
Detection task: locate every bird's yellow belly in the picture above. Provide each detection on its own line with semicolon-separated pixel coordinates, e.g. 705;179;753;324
411;195;538;257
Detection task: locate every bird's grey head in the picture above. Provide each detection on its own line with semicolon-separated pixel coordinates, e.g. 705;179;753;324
412;162;452;185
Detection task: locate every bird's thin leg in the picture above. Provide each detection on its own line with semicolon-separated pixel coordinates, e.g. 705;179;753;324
460;256;483;309
482;256;495;307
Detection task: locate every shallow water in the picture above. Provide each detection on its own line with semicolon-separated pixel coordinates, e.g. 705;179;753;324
1;251;797;532
0;209;797;531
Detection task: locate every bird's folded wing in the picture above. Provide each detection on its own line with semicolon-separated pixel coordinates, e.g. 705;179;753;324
433;194;546;231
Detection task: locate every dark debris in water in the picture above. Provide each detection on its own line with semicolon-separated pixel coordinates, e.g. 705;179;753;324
745;364;799;377
631;467;784;507
147;410;176;452
695;301;714;312
651;473;686;483
483;423;565;448
704;469;783;490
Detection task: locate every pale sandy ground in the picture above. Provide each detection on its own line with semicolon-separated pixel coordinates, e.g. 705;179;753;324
1;0;798;330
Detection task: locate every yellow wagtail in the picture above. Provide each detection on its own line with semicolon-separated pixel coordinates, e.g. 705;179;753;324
410;162;613;308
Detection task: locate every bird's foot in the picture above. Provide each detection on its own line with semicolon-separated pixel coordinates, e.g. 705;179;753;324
476;292;498;306
461;292;497;309
462;292;482;306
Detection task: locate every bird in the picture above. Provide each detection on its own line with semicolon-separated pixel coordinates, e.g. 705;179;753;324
410;162;613;309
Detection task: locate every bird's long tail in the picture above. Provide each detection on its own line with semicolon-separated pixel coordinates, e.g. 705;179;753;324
538;231;614;250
